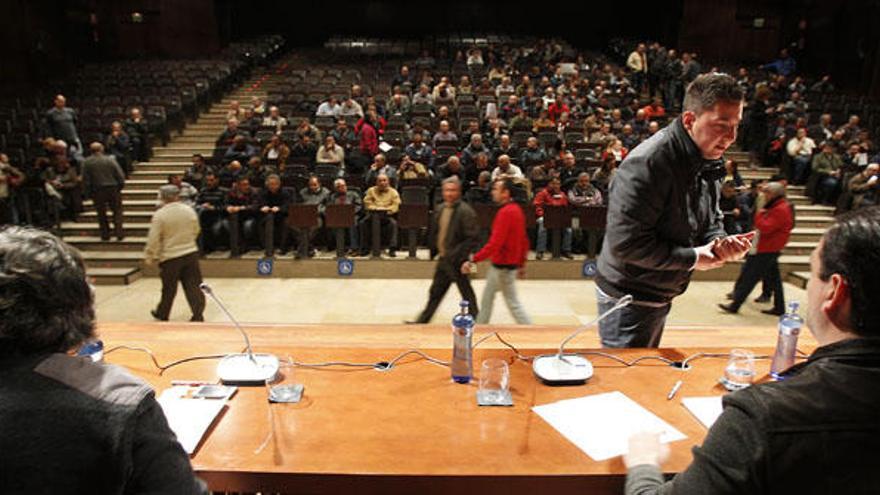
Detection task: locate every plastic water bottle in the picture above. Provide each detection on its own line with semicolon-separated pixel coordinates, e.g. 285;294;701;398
451;301;475;384
770;302;803;380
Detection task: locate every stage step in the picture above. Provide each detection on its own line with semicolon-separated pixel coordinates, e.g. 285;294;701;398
79;210;155;223
87;267;142;285
65;236;148;251
783;241;818;255
795;215;834;228
85;199;157;211
794;204;834;215
60;222;151;237
81;250;143;269
789;228;826;242
785;271;810;290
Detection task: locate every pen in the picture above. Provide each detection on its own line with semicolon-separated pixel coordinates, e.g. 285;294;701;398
667;380;682;400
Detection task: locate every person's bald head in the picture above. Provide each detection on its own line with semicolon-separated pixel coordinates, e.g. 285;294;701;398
89;142;104;154
376;174;390;190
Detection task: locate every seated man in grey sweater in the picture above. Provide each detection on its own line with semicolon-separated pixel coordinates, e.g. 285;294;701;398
0;226;208;495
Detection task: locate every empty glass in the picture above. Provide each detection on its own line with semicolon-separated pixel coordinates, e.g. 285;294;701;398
478;358;511;405
722;349;756;391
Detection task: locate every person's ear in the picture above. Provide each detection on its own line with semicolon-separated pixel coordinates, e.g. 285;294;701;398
823;273;851;328
681;111;696;131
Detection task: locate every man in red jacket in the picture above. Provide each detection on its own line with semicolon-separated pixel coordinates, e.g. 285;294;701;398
534;177;573;259
719;181;794;315
462;179;532;324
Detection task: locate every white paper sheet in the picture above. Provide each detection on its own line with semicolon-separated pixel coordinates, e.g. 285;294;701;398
158;387;227;454
532;391;686;461
681;396;724;429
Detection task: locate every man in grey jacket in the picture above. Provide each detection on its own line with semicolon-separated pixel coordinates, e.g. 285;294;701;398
0;226;208;494
82;142;126;240
596;73;754;348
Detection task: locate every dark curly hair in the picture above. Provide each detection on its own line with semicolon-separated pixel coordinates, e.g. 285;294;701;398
819;206;880;336
0;226;95;356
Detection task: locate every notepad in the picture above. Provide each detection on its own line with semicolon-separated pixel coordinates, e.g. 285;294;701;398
681;396;724;429
158;387;228;454
533;391;686;461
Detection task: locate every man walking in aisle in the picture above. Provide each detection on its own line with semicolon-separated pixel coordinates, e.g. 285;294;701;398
145;185;205;322
461;179;531;324
409;177;480;324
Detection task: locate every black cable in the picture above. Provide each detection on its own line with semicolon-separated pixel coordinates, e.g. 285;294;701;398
104;345;228;375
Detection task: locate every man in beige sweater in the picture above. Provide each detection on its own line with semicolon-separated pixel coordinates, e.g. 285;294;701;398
360;174;401;257
145;185;205;322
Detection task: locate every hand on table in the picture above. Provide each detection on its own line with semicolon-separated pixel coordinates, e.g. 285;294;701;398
624;431;670;468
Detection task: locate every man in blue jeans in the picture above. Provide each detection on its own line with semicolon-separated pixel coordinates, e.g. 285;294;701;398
596;74;754;348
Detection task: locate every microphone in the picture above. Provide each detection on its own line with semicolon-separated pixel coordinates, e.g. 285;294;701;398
200;282;279;385
532;294;634;385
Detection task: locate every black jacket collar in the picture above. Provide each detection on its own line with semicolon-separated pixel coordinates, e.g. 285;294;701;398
784;337;880;377
670;117;725;179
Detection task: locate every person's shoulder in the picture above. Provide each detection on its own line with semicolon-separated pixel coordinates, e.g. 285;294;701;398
34;353;152;408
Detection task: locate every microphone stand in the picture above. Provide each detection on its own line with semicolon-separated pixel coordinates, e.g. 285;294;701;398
200;283;280;385
533;294;634;385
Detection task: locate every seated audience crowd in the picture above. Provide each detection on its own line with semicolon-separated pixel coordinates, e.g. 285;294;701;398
2;37;878;259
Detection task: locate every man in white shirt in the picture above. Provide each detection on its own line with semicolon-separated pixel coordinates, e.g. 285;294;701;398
786;127;817;185
315;97;341;117
261;106;288;130
490;154;524;180
145;185;205;322
338;97;364;118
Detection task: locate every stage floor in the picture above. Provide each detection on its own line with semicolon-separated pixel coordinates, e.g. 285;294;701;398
95;278;808;331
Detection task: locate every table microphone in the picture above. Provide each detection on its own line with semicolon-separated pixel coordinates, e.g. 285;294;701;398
532;294;633;385
200;282;280;385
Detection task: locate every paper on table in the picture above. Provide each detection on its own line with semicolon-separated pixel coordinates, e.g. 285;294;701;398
158;387;227;454
378;141;393;152
681;396;724;429
532;391;686;461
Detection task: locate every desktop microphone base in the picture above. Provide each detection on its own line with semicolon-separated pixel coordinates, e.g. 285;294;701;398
532;354;594;386
217;353;280;385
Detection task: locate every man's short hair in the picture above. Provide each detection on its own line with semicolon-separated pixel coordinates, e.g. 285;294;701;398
683;73;744;114
819;206;880;336
495;178;516;194
442;176;461;188
0;227;95;356
159;184;180;201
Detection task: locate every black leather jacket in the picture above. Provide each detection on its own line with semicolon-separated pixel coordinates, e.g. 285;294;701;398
597;117;726;303
627;337;880;494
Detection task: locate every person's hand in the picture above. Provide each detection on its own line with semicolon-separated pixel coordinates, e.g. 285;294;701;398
713;231;755;262
226;206;236;214
693;240;725;271
202;203;213;210
461;261;473;274
624;431;670;468
517;266;526;279
260;206;270;213
733;207;741;217
271;206;280;213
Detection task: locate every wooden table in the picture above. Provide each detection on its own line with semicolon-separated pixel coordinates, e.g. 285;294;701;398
99;323;793;494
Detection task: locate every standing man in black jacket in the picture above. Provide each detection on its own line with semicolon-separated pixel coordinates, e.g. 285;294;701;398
624;207;880;494
596;73;754;348
409;177;480;323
